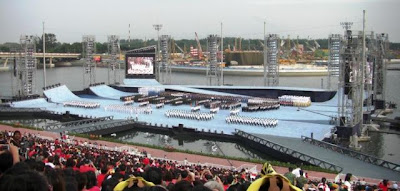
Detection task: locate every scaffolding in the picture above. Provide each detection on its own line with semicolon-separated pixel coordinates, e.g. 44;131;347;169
374;33;389;103
19;35;37;96
82;35;96;88
364;32;376;113
337;29;363;136
9;47;20;97
206;34;221;86
107;35;121;85
328;34;342;90
263;34;280;86
158;35;171;84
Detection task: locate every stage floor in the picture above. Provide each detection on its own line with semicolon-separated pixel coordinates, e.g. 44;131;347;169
11;85;337;140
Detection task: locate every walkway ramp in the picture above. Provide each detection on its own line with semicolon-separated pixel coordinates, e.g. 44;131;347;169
89;85;134;100
43;85;81;103
49;118;134;134
10;98;51;108
252;133;400;180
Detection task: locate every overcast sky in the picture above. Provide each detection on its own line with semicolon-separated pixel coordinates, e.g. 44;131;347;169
1;0;399;43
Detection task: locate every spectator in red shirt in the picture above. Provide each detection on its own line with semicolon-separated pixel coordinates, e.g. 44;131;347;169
97;167;108;188
79;159;96;173
143;157;150;166
379;179;390;191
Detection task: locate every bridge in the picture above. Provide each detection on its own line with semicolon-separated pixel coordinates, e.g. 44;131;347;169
0;52;81;69
0;52;81;59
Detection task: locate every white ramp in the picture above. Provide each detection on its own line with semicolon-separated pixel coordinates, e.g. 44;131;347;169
123;79;162;87
43;85;81;103
90;85;134;100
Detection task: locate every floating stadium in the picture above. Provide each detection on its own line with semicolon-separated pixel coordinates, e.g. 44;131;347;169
2;44;400;180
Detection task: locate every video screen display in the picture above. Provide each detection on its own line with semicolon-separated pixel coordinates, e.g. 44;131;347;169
127;57;154;75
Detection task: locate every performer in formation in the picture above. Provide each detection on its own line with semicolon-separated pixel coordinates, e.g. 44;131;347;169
63;101;100;109
278;95;311;107
165;109;215;121
242;104;280;112
105;104;152;114
225;115;278;127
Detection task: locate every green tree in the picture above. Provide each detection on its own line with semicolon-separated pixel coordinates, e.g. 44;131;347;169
36;33;58;53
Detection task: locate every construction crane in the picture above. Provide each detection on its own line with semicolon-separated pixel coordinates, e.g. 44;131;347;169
175;43;185;54
305;40;316;52
234;38;237;51
194;32;203;58
238;37;242;51
259;40;264;48
314;40;321;49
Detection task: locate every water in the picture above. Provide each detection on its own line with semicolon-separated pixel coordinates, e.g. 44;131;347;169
115;131;268;161
0;66;399;163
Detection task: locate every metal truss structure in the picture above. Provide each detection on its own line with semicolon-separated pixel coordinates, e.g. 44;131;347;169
235;130;343;172
337;29;363;132
206;35;222;86
328;34;342;90
158;35;171;84
19;35;37;96
264;34;280;86
8;47;21;96
364;32;376;113
45;116;113;131
374;33;389;102
107;35;121;85
302;136;400;172
82;35;96;87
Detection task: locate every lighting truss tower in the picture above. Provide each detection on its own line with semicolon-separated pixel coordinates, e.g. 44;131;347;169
19;35;37;96
153;24;162;80
107;35;121;85
364;32;376;113
374;33;389;103
9;47;21;97
337;29;363;140
158;35;171;84
263;34;280;86
82;35;96;88
327;34;342;90
206;34;221;86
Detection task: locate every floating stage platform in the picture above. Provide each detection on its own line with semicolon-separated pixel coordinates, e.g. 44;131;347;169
5;80;400;179
11;82;337;140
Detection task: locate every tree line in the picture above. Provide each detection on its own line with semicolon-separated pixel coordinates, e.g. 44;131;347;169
1;33;399;56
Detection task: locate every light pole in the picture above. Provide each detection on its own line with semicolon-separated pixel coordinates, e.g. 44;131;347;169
220;22;223;86
153;24;163;56
43;21;47;88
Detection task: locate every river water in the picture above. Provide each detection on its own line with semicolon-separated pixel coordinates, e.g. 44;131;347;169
0;65;399;163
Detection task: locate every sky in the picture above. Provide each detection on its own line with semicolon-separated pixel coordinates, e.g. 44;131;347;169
0;0;399;43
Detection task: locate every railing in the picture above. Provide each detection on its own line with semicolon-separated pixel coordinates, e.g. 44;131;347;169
70;119;134;134
0;107;44;113
235;130;343;173
371;117;400;126
234;144;262;160
44;116;113;130
301;136;400;172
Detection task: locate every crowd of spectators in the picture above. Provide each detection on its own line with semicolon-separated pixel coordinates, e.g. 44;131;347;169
0;129;398;191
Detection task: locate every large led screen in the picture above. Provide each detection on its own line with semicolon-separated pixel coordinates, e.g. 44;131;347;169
127;57;154;75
